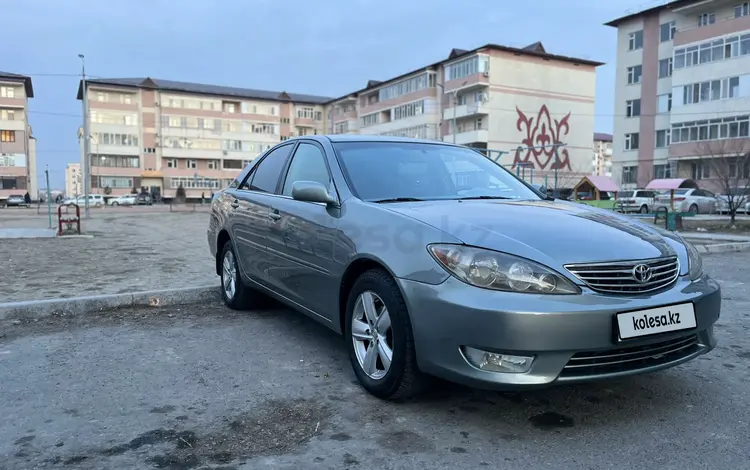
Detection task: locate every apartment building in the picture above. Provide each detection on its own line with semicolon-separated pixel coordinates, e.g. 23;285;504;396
593;132;614;176
607;0;750;190
0;71;35;201
76;78;331;199
327;42;603;182
65;163;82;197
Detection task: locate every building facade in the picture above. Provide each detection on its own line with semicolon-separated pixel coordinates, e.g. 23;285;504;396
0;71;35;201
607;0;750;190
328;42;602;187
593;132;614;176
65;163;82;197
76;78;331;200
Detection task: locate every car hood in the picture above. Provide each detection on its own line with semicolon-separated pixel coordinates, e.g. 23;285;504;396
383;199;680;265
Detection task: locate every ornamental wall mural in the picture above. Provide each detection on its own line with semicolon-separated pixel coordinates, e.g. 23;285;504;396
512;104;572;171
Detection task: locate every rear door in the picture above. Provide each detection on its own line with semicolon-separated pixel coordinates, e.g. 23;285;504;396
229;143;296;282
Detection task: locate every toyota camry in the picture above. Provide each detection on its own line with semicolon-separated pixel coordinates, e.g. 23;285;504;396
207;135;720;400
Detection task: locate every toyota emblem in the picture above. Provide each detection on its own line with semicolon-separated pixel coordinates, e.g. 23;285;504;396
632;264;652;283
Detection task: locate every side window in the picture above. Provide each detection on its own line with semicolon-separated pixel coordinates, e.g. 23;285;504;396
692;189;704;197
703;190;714;197
248;145;294;193
281;143;331;196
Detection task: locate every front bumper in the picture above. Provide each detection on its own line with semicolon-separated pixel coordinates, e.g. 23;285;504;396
398;274;720;389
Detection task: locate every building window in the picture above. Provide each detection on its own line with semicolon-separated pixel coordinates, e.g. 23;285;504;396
654;163;677;179
626;99;641;117
207;160;218;170
0;87;16;98
0;130;16;142
446;56;489;81
187;160;197;169
673;35;750;70
622;166;638;184
170;176;220;189
99;177;133;188
625;133;640;151
680;76;743;105
698;12;716;27
660;21;676;42
296;107;315;119
736;2;750;17
655;129;671;148
658;58;673;78
0;110;15;120
392;100;425;120
222;159;243;170
657;93;672;113
91;155;140;168
628;30;644;50
92;132;139;147
378;72;437;101
671;114;750;143
627;65;643;84
691;162;711;179
361;113;379;127
166;159;178;168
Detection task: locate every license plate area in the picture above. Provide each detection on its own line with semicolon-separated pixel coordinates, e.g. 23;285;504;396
616;302;697;341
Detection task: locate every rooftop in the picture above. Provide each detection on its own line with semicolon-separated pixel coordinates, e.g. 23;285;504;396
594;132;613;142
327;41;604;103
604;0;694;27
0;71;34;97
76;77;332;104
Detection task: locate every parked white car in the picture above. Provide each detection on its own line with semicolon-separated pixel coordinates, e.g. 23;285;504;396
66;194;105;208
617;189;657;213
108;195;137;206
716;187;750;214
652;188;718;214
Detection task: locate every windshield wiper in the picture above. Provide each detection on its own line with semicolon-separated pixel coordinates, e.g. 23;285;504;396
372;197;425;203
457;195;514;200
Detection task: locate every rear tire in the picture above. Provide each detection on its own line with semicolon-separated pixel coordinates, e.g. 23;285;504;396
345;269;428;400
112;202;119;206
219;239;255;310
689;204;699;214
639;205;648;214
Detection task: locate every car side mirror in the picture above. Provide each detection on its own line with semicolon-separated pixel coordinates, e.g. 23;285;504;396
291;181;338;206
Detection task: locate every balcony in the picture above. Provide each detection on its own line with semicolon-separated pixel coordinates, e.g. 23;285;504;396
442;129;489;145
674;9;750;46
442;102;489;120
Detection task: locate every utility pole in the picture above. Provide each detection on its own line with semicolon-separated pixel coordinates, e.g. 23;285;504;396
79;53;91;218
45;165;52;229
451;91;457;144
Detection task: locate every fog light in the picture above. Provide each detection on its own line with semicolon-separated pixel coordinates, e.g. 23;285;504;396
462;346;534;373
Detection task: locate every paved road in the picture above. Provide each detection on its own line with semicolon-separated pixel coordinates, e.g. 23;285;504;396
1;252;748;469
0;212;216;303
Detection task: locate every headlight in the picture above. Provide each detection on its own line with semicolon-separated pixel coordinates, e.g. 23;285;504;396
428;244;580;294
684;240;703;281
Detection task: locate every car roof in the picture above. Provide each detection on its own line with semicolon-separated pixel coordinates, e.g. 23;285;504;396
287;134;465;147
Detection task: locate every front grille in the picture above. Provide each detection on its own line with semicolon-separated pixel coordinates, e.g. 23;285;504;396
565;256;679;294
560;334;700;378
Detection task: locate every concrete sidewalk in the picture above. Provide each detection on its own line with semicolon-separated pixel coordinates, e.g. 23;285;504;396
679;232;750;254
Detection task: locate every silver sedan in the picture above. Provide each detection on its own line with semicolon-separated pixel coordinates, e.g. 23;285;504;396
207;136;720;400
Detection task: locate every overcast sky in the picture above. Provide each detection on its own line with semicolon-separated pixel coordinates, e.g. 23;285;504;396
4;0;660;189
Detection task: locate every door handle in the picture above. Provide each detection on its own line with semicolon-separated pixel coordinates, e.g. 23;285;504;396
230;199;240;209
268;209;281;221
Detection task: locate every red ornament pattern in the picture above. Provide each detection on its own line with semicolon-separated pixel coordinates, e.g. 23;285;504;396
512;105;572;171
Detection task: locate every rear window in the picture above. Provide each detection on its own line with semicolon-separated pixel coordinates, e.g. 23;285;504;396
619;191;633;198
673;189;690;195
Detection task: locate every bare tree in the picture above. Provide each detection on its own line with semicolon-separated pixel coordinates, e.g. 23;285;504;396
695;140;750;224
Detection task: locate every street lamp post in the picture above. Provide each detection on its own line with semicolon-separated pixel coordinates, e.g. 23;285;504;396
79;54;91;218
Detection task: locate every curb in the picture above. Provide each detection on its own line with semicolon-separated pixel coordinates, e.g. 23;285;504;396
0;285;220;321
692;241;750;254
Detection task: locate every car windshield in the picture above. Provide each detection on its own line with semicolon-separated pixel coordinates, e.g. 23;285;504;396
333;141;541;202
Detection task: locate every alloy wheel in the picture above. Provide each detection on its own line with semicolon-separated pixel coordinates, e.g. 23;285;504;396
222;250;237;300
351;291;393;380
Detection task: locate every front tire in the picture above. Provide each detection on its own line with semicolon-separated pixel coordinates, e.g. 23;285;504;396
219;240;254;310
639;205;648;214
345;269;427;400
689;204;699;214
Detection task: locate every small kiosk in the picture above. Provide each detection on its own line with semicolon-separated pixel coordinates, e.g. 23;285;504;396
572;175;620;210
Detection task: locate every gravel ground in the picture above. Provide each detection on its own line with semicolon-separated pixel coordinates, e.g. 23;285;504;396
0;211;216;303
0;252;748;469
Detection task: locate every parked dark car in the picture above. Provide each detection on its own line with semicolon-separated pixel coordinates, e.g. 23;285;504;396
135;193;152;205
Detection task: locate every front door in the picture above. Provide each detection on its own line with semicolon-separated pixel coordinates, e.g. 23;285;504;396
265;141;341;320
